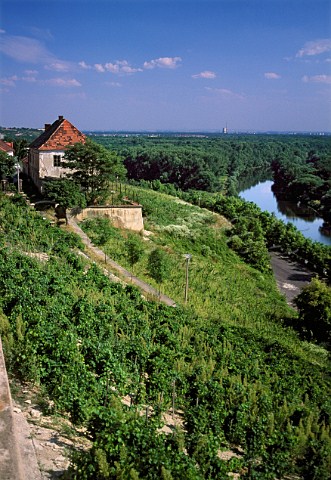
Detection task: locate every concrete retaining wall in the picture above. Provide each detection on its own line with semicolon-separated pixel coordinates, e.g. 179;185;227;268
71;205;144;231
0;338;24;480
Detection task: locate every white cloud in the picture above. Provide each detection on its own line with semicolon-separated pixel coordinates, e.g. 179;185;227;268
80;59;141;74
0;34;53;64
205;86;245;100
24;69;38;76
104;63;119;73
302;74;331;84
192;70;216;79
104;60;142;74
28;27;54;42
0;33;76;75
0;75;18;87
143;56;182;69
0;29;5;34
79;61;92;69
45;61;72;72
81;57;181;75
94;63;106;73
296;39;331;58
22;75;37;83
264;72;281;79
42;78;82;87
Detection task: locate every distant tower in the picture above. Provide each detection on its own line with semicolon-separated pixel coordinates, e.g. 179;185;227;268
223;125;228;134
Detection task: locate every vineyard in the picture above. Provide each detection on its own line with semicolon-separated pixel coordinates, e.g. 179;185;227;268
0;191;330;479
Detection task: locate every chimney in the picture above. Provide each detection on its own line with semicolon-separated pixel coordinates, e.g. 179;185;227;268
44;124;51;131
58;115;64;121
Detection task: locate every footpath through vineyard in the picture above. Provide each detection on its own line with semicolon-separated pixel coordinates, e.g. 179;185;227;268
67;214;177;307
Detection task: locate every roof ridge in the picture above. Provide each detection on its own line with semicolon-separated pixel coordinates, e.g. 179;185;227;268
29;116;86;150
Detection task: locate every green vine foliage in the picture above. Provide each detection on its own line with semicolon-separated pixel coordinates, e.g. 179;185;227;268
1;192;330;479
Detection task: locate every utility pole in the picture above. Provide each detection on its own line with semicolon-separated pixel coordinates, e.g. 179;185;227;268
184;254;192;304
15;161;21;193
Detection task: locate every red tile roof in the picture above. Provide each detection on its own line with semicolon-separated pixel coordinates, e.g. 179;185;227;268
30;116;86;151
0;140;14;153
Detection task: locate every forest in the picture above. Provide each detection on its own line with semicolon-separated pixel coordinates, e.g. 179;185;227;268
271;151;331;224
91;133;331;197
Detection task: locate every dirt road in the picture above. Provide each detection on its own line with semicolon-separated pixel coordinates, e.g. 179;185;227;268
269;252;314;306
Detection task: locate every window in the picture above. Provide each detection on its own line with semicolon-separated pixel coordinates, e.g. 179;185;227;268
53;155;62;167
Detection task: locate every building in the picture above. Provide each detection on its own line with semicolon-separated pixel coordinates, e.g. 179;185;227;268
0;139;14;156
26;115;86;191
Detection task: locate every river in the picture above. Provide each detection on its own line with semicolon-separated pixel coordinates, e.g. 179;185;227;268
239;180;331;246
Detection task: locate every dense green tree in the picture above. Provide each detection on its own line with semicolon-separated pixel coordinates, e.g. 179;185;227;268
43;178;87;208
321;189;331;224
147;248;170;293
125;233;144;274
294;277;331;346
0;150;15;180
271;151;331;224
63;139;126;204
13;138;29;161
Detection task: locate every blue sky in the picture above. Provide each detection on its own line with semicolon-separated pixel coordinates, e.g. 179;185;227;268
1;0;330;132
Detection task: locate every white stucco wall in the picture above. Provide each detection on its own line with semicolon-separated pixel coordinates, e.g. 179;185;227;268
38;150;72;179
28;148;74;191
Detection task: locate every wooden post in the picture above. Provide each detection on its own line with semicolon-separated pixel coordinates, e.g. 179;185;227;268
184;254;192;304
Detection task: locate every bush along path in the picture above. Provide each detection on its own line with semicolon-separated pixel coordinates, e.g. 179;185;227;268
67;214;177;307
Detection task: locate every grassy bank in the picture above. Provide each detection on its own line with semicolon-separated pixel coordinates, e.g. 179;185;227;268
81;186;325;365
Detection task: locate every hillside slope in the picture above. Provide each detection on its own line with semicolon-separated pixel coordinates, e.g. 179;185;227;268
0;192;330;479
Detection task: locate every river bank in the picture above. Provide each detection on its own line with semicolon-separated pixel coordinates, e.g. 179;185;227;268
240;180;331;246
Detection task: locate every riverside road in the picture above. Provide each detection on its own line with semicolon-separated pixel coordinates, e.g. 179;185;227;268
269;252;314;306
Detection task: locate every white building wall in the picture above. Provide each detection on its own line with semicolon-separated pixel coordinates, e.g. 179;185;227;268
28;149;41;189
38;150;72;179
28;149;74;191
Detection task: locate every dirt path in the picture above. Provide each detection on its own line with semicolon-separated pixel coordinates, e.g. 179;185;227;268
67;215;177;307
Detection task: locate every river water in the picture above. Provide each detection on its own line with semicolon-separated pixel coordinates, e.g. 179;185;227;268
239;180;331;246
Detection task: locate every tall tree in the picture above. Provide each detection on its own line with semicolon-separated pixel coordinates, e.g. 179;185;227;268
147;248;170;295
125;234;144;274
14;139;29;161
0;151;15;180
63;139;126;204
294;277;331;345
43;179;87;208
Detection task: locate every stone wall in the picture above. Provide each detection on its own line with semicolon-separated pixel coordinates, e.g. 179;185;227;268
71;205;144;231
0;337;24;480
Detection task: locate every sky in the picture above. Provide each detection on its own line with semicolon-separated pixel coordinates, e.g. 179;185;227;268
0;0;331;132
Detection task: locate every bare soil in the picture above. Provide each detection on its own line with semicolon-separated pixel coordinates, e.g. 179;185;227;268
11;381;90;479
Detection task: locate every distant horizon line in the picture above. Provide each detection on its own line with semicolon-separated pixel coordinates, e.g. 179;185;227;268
85;129;331;136
1;125;330;136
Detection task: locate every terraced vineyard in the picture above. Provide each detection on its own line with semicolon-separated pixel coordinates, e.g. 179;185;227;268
0;191;330;479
